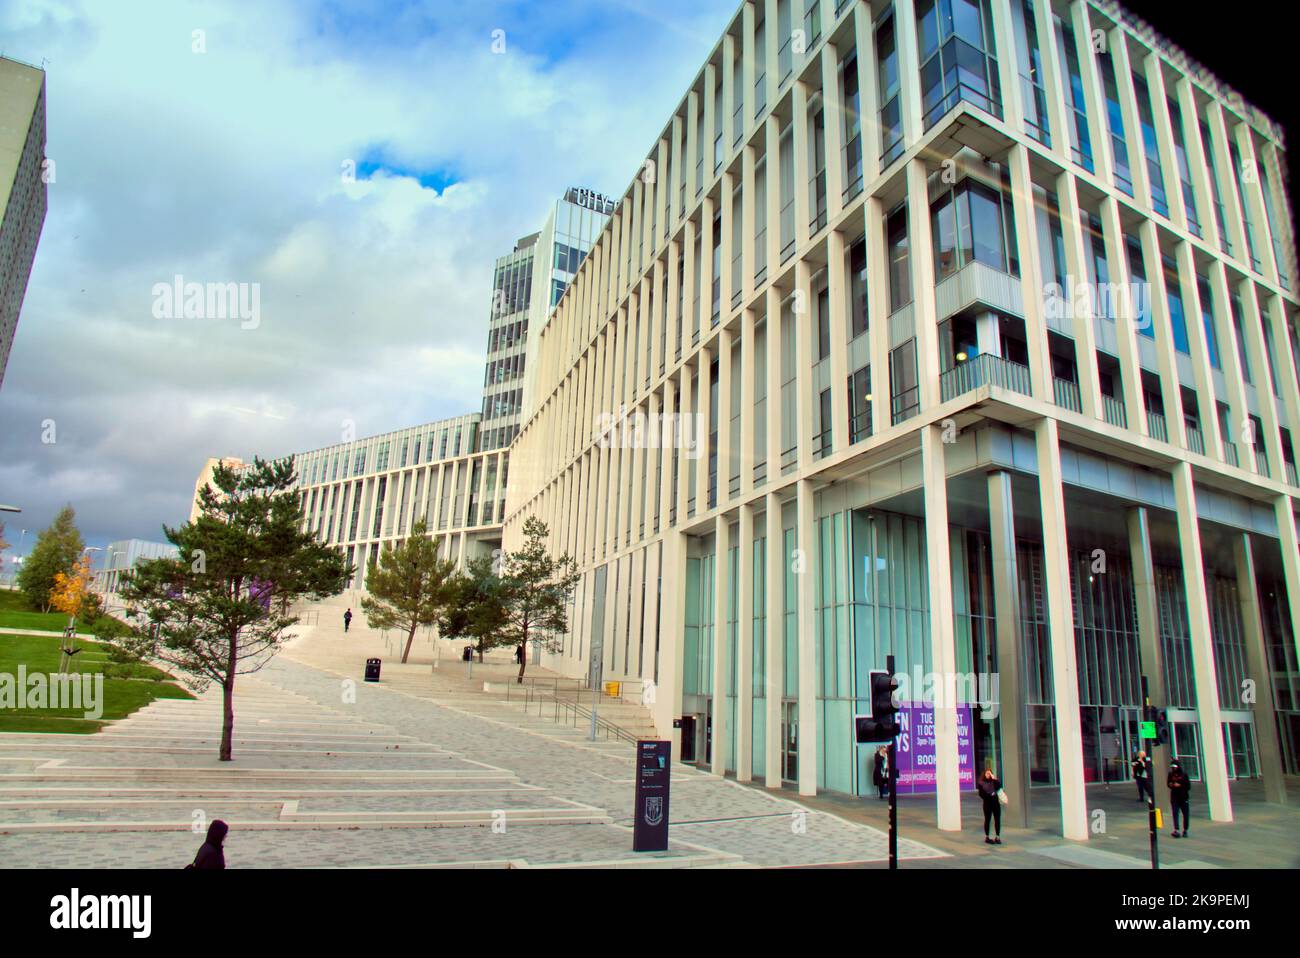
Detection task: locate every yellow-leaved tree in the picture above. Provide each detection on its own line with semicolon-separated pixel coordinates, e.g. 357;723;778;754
50;555;96;621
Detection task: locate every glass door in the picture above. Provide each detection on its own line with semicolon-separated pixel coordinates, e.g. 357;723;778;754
782;701;798;783
1224;722;1258;779
1171;722;1203;781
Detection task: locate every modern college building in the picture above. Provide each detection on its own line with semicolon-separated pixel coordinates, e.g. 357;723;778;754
502;0;1299;837
282;189;611;588
0;55;48;392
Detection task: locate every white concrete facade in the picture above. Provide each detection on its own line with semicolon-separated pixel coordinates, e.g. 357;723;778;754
503;0;1300;838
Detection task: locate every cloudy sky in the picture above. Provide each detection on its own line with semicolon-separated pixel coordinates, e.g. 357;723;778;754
0;0;735;557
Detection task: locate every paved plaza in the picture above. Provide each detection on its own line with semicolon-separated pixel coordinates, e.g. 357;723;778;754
0;615;944;868
2;605;1296;868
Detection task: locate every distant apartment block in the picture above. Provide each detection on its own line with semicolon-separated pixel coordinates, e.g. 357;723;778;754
0;56;48;391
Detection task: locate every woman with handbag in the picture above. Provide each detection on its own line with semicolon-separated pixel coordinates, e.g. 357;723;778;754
976;769;1005;845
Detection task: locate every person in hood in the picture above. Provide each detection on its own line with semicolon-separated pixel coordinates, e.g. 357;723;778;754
1167;761;1192;838
976;769;1003;845
189;820;228;869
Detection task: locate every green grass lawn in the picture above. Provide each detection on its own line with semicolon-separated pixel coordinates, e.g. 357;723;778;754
0;632;193;734
0;589;80;632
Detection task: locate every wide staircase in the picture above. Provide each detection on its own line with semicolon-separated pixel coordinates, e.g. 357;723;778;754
286;594;662;752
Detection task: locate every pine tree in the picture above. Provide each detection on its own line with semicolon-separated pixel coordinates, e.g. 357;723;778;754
118;458;351;761
360;518;458;663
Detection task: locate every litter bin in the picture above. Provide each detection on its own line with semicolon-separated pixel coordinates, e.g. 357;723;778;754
604;681;621;698
364;658;381;682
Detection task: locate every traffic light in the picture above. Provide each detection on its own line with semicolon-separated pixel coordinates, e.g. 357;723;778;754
855;670;900;743
1154;708;1169;747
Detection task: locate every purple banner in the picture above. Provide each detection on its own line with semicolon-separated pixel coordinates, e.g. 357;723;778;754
893;701;976;795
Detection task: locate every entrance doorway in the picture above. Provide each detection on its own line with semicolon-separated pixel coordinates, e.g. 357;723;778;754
781;701;798;783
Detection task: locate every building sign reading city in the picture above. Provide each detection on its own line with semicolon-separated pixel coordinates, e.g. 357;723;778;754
565;186;616;215
893;701;976;795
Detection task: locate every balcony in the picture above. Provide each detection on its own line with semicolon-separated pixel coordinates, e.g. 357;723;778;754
1102;395;1127;429
939;354;1031;403
1146;410;1168;443
934;260;1024;324
1185;426;1205;456
1222;441;1240;468
1053;378;1082;413
1286;461;1298;486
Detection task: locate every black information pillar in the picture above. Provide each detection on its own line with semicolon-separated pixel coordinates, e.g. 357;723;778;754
633;740;672;852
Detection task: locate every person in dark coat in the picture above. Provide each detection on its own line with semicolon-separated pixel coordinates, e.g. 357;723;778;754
343;609;352;633
977;769;1003;845
189;820;228;869
1167;761;1192;838
872;747;889;800
515;644;525;665
1132;750;1153;803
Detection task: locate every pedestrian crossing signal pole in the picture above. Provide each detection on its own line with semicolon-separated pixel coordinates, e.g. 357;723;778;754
856;658;901;867
1140;675;1159;870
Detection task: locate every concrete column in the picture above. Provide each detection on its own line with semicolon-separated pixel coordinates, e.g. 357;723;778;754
677;366;694;523
765;491;785;788
712;514;731;776
893;0;923;148
1233;532;1288;804
906;159;941;411
796;478;818;796
641;539;662;681
696;349;713;513
1071;1;1112;185
1274;496;1300;672
866;197;892;436
921;424;961;831
1128;506;1171;798
655;529;690;754
737;501;756;782
1138;218;1187;448
765;286;783;482
988;469;1029;828
1170;461;1233;822
792;77;811;246
820;42;845;220
660;378;677;533
1007;143;1051;401
740;308;757;496
717;327;735;507
988;0;1022;132
1099;195;1147;435
1034;417;1089;840
1031;0;1069;167
823;229;852;451
794;259;815;470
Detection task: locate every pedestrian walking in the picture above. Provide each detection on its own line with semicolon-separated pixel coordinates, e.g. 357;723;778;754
1132;750;1153;803
872;746;889;801
1168;760;1192;838
343;608;353;633
977;769;1004;845
514;644;524;666
186;820;228;870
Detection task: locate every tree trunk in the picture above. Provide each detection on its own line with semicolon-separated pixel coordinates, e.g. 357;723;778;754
401;624;417;663
219;678;235;762
220;622;238;761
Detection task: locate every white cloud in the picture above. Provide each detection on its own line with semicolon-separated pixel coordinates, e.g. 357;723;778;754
0;0;733;546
